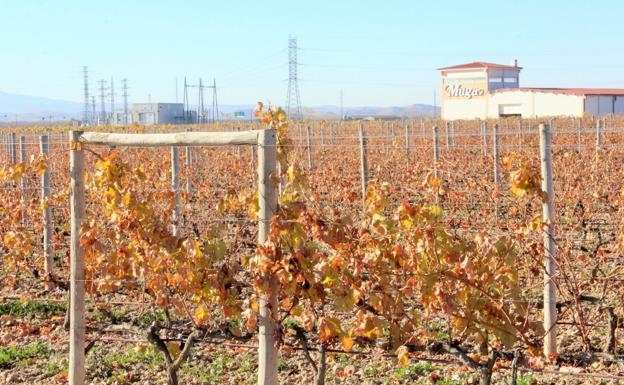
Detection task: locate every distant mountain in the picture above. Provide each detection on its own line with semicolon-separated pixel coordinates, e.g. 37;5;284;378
220;104;439;120
0;91;83;121
305;104;439;119
0;91;438;122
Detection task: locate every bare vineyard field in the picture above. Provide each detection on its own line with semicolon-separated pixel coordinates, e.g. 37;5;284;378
0;115;623;385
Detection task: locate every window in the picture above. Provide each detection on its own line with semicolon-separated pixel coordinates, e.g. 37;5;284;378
489;77;503;83
504;77;517;83
445;77;486;84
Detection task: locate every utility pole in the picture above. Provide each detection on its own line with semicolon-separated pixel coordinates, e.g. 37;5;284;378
82;66;90;125
109;77;115;124
183;77;189;123
212;78;219;123
122;79;129;125
91;96;97;125
98;79;107;125
198;78;204;124
285;36;303;120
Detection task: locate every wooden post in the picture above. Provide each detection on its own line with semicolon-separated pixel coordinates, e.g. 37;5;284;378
237;127;242;157
320;124;325;150
171;147;180;237
481;121;487;156
516;119;521;145
577;118;582;153
595;119;602;151
384;122;389;155
257;129;278;385
306;125;313;169
185;129;192;196
358;123;369;209
40;135;53;288
539;123;557;357
433;125;440;179
404;122;410;156
20;135;27;196
69;131;86;385
250;146;257;185
10;132;17;164
445;121;450;150
493;123;499;184
450;121;455;148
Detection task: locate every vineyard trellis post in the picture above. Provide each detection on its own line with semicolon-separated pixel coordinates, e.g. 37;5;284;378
445;121;450;150
68;129;278;385
257;129;279;385
539;123;557;357
595;119;602;152
450;121;455;148
237;127;242;157
433;125;440;179
358;123;369;209
320;124;325;150
40;134;54;289
69;130;86;385
11;132;17;164
306;125;313;169
493;123;499;185
404;121;410;156
185;128;192;195
20;135;27;201
171;146;180;237
577;118;582;153
481;121;487;156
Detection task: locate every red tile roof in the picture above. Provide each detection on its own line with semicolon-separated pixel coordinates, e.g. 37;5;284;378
492;87;624;96
437;61;522;71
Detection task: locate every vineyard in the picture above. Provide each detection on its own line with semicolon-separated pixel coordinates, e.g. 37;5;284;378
0;108;623;385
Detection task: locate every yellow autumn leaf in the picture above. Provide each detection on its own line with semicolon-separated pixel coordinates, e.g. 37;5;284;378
194;306;209;324
341;334;354;352
396;345;409;367
166;342;181;360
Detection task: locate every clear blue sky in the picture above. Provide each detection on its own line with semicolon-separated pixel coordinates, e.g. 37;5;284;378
1;0;622;107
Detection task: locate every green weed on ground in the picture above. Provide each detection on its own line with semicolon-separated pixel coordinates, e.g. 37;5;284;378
0;342;49;368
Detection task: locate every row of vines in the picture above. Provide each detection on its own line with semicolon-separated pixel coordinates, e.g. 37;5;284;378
1;109;623;385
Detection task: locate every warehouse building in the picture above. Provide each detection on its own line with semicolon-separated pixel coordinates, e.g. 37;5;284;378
438;61;624;120
112;103;188;125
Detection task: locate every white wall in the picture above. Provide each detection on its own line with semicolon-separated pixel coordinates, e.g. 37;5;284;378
488;91;584;118
443;98;488;120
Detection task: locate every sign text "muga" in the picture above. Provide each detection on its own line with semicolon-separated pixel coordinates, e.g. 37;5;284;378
445;84;485;99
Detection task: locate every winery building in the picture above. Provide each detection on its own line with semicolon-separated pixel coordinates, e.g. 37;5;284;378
438;61;624;120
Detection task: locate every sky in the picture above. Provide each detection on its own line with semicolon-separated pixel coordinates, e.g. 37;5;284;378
0;0;623;107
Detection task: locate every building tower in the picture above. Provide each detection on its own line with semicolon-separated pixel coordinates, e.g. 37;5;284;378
285;37;303;120
122;78;129;125
98;79;107;125
82;66;90;125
